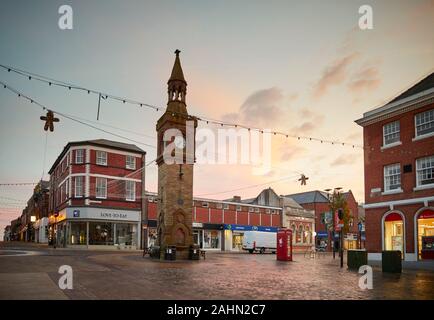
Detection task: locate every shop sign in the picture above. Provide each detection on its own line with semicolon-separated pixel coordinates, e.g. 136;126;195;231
66;207;140;222
345;233;358;241
193;222;203;228
317;231;328;238
224;224;277;233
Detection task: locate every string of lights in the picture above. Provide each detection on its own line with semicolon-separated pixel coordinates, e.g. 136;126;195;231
0;182;38;186
195;174;301;197
0;80;156;149
0;63;365;149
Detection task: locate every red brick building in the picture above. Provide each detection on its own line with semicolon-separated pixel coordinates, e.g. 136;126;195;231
286;190;360;250
48;139;146;249
144;188;315;252
145;191;284;252
356;73;434;261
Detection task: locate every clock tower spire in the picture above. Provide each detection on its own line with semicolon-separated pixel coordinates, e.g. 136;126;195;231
155;50;197;259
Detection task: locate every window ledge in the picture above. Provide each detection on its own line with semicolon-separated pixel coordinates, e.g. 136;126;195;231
381;188;403;195
381;141;402;150
413;184;434;192
412;132;434;142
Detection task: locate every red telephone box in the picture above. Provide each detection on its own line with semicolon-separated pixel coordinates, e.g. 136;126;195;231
276;229;293;261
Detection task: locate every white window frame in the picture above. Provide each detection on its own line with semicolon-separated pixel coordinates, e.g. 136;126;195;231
236;205;241;211
383;163;401;192
223;203;229;210
125;180;136;201
248;207;254;212
271;210;276;214
75;149;84;164
75;176;84;198
415;109;434;138
216;203;223;209
416;155;434;187
96;151;107;166
126;155;136;170
96;177;107;199
202;202;209;208
254;207;260;213
266;209;271;214
383;121;400;147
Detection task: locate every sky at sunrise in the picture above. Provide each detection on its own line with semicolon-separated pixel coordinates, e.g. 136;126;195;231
1;0;434;238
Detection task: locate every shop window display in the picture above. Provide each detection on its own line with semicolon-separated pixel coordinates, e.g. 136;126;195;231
115;223;137;246
203;230;220;249
89;222;114;245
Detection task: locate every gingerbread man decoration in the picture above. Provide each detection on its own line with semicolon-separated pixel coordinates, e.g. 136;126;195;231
40;110;59;132
298;174;309;186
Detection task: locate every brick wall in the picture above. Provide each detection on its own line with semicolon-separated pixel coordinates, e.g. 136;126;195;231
363;103;434;204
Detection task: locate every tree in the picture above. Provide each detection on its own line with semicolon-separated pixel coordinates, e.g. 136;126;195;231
328;191;353;234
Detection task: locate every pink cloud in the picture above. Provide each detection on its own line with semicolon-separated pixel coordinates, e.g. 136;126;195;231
313;52;359;98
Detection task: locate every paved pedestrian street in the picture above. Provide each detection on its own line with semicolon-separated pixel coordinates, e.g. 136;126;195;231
0;243;433;300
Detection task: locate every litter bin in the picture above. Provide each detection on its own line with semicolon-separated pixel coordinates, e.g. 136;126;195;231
189;245;200;260
347;249;368;270
165;245;176;260
382;250;402;273
149;246;160;259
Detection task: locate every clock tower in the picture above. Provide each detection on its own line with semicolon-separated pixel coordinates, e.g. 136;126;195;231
156;50;197;259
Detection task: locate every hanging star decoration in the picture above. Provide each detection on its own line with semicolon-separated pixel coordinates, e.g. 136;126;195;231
298;174;309;186
40;110;59;132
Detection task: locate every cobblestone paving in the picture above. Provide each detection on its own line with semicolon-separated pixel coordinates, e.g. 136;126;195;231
0;243;433;300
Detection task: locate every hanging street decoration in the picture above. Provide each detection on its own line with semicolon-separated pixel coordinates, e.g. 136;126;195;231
298;174;309;186
0;63;364;150
40;110;59;132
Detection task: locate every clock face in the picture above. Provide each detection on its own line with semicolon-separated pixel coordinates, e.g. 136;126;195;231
174;135;185;149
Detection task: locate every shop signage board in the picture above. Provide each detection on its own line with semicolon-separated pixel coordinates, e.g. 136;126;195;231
317;231;328;238
224;224;278;233
66;207;140;222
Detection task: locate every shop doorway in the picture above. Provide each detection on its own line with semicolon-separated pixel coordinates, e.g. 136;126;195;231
383;212;405;259
416;209;434;260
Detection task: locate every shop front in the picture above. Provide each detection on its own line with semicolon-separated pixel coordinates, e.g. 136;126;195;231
416;208;434;260
315;231;329;250
33;217;49;243
223;224;278;252
344;233;358;250
193;223;223;250
49;207;141;250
